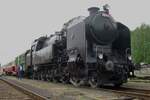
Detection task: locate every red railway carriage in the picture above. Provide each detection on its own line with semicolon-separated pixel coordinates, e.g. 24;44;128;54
0;67;3;75
3;61;18;76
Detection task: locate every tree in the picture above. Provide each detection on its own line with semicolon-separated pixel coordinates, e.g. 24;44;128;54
131;24;150;64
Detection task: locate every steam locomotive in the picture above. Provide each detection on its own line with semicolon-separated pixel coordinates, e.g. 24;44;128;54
6;5;133;87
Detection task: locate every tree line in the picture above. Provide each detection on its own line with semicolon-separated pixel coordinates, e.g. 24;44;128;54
131;24;150;64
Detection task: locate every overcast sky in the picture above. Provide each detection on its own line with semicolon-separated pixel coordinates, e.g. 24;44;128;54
0;0;150;65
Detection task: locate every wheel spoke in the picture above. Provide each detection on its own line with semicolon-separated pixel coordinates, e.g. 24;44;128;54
61;76;69;84
89;76;98;88
70;77;83;87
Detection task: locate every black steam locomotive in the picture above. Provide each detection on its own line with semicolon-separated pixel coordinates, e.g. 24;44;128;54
25;6;133;87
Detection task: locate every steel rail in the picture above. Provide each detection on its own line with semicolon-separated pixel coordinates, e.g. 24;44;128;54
98;87;150;100
0;78;48;100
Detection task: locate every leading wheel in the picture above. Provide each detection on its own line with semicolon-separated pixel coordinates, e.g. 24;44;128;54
61;75;69;84
70;77;83;87
89;74;99;88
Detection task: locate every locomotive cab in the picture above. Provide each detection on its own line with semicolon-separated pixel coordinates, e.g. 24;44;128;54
29;32;66;80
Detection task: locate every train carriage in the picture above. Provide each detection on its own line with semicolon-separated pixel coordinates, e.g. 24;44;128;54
0;67;3;76
3;61;17;76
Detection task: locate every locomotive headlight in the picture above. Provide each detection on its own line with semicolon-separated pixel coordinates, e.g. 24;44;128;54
98;54;103;59
128;56;132;60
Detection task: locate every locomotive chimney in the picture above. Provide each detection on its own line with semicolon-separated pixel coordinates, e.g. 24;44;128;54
88;7;100;16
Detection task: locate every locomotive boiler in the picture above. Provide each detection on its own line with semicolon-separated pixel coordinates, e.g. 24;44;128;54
65;7;131;87
25;5;132;87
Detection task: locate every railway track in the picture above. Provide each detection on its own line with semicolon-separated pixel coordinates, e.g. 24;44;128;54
2;76;150;100
0;79;31;100
0;78;47;100
97;86;150;100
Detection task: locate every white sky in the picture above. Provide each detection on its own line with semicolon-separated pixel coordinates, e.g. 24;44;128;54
0;0;150;65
